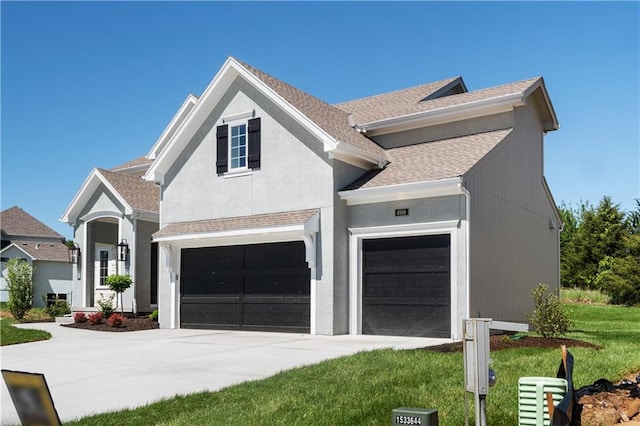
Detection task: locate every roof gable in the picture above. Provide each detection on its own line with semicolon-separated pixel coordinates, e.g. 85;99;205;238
1;206;63;239
145;57;387;184
61;169;159;225
147;94;199;161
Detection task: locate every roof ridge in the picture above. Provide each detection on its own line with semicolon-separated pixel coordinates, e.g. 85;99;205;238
334;76;461;106
233;58;386;159
459;76;541;97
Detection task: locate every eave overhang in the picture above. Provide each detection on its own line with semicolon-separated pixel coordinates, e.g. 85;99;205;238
147;94;199;161
153;209;320;266
60;169;159;226
338;177;465;206
357;93;526;137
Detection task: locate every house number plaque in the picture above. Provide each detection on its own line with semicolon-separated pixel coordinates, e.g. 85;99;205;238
395;208;409;217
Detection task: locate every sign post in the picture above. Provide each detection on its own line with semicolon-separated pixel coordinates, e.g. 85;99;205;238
2;369;61;426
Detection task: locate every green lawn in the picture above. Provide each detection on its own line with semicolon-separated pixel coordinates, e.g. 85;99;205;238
0;318;51;346
63;304;640;425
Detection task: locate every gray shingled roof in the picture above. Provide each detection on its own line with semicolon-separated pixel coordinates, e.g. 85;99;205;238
154;209;318;239
235;59;386;158
98;169;159;213
4;240;70;262
111;156;153;171
342;129;512;190
0;206;63;239
337;77;540;126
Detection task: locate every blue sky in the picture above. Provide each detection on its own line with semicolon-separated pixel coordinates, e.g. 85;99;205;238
1;2;638;239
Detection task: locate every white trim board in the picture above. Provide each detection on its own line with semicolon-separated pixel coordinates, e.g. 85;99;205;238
348;220;466;340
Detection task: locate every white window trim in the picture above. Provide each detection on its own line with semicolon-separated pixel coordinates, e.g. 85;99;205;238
348;220;464;340
227;119;249;172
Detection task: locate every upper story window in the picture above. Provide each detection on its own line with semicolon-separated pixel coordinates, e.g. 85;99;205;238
230;124;247;169
216;117;261;175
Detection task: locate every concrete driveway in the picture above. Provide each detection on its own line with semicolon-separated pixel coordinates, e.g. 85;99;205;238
1;322;449;424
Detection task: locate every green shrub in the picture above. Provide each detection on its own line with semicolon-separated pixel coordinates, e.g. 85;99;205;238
106;274;132;293
527;283;574;338
105;274;132;315
96;293;116;318
149;309;158;321
43;297;71;317
593;234;640;306
6;258;35;320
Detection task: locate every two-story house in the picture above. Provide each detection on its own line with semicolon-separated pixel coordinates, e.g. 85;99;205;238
63;57;560;339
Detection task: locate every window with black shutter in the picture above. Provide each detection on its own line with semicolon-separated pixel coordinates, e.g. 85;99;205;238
216;117;261;174
216;124;229;174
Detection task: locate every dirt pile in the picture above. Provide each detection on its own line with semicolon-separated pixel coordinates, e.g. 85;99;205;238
580;372;640;425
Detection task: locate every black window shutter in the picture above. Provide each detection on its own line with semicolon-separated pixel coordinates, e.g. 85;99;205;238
248;117;261;170
216;124;228;175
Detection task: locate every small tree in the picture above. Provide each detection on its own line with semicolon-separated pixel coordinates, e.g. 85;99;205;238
6;258;35;320
528;283;573;338
105;274;132;315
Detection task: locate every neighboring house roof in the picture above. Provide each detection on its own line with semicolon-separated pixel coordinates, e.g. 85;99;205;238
111;156;153;172
154;209;319;240
236;59;387;159
343;129;512;190
0;206;63;239
61;168;159;225
1;240;69;262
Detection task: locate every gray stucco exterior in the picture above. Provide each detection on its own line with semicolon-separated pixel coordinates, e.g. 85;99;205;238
65;172;159;314
67;58;560;340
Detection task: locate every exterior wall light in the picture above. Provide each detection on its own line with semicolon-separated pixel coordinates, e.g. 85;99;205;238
117;239;129;262
68;244;81;264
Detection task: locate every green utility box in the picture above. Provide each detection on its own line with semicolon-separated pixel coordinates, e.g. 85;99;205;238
391;407;438;426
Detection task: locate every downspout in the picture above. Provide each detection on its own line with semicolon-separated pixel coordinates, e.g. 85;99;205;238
459;181;471;329
557;220;564;298
131;214;138;316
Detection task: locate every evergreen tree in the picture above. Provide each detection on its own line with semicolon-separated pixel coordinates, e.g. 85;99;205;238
562;196;627;288
626;199;640;235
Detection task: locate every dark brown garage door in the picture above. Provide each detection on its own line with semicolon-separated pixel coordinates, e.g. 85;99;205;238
362;234;450;337
180;241;310;333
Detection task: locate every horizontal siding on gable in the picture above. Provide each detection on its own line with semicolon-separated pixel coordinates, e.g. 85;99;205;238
466;101;560;322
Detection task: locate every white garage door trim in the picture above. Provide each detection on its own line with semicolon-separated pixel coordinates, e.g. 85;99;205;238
348;220;466;339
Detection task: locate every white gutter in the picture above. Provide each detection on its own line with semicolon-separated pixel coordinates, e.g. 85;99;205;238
358;92;526;136
338;177;464;206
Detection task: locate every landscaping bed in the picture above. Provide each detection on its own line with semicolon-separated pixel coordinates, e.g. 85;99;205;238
62;316;159;332
425;334;602;352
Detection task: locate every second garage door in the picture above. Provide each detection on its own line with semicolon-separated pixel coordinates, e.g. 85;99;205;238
180;241;310;333
362;234;451;338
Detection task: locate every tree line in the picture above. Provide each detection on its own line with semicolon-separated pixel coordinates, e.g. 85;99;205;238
560;196;640;305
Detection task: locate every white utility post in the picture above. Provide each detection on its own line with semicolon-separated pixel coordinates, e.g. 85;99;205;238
463;318;529;426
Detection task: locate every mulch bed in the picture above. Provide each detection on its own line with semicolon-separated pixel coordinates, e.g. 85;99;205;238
424;334;602;352
62;316;159;332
